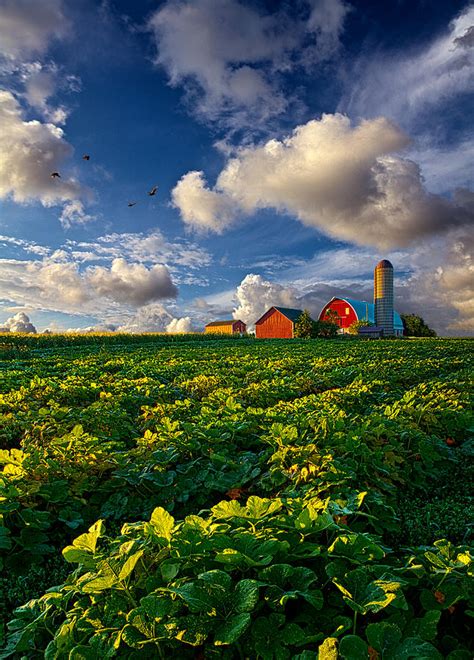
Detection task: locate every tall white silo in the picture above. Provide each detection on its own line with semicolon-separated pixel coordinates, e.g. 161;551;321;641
374;259;394;336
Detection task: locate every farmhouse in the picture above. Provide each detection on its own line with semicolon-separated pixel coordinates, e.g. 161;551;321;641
204;320;246;335
319;297;404;336
255;307;303;339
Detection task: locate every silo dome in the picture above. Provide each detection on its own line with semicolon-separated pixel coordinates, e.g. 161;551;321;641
376;259;393;269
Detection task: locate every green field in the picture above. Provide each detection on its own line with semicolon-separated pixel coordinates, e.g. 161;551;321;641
0;335;473;658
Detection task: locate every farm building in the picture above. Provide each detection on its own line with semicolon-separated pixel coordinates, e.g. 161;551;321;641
255;307;303;339
204;320;246;335
319;297;404;336
358;325;384;339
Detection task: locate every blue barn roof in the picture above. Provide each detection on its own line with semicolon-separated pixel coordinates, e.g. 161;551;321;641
338;297;403;331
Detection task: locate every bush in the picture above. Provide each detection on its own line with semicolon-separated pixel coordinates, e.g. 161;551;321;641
348;320;373;335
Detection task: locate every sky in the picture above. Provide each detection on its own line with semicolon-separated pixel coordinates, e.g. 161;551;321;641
0;0;472;335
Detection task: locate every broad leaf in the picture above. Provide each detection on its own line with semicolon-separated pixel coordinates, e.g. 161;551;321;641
214;612;251;645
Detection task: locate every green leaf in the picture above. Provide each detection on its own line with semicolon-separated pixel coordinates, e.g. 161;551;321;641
173;614;210;646
318;637;338;659
149;507;174;542
121;624;147;649
211;500;244;519
233;579;259;613
62;546;97;568
161;560;180;581
0;526;12;551
295;506;334;533
333;569;404;615
244;496;282;519
339;635;369;659
140;594;173;619
69;646;99;660
446;652;472;660
397;638;442;659
214;612;251;645
328;533;385;563
82;574;118;592
417;610;441;641
119;550;144;581
366;622;402;656
72;520;105;553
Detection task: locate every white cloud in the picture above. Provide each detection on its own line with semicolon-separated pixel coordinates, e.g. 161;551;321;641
0;0;68;62
87;258;177;306
0;311;36;333
232;273;299;328
172;171;237;233
20;61;71;123
306;0;350;59
172;114;473;248
0;256;178;314
66;229;211;268
0;90;88;207
148;0;348;129
117;303;193;333
341;5;474;126
60;200;96;228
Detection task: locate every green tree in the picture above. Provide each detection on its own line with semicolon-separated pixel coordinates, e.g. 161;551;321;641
324;308;341;326
348;320;374;335
294;310;314;338
312;320;338;338
401;314;437;337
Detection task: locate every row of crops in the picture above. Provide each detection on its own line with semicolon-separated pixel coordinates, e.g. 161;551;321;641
0;336;472;658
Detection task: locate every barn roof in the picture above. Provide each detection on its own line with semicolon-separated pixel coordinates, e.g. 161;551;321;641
272;307;304;322
324;297;403;331
205;320;237;327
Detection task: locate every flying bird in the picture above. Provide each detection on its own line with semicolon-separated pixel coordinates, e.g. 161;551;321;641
148;185;158;196
51;172;61;178
128;201;137;207
82;154;90;161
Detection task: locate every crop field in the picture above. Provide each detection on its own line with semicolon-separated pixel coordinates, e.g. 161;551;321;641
0;335;472;658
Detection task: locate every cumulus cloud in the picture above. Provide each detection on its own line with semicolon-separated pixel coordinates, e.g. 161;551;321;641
148;0;348;129
117;303;193;334
407;229;474;334
341;4;474;126
0;311;36;333
19;61;73;123
232;274;299;328
172;171;237;233
0;256;178;314
172;114;473;248
87;258;177;306
0;90;88;207
0;0;68;62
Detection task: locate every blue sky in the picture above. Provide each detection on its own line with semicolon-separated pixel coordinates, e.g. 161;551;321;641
0;0;472;334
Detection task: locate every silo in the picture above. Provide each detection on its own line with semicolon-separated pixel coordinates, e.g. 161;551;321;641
374;259;394;335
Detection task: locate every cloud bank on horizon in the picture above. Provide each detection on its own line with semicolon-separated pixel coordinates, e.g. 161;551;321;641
0;0;472;335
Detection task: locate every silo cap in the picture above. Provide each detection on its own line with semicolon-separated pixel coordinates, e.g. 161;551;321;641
376;259;393;269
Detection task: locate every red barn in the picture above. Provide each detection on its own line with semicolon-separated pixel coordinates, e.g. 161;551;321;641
318;297;404;335
255;307;303;339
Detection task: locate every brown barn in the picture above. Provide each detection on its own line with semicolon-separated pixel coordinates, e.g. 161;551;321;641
204;320;246;335
255;307;303;339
